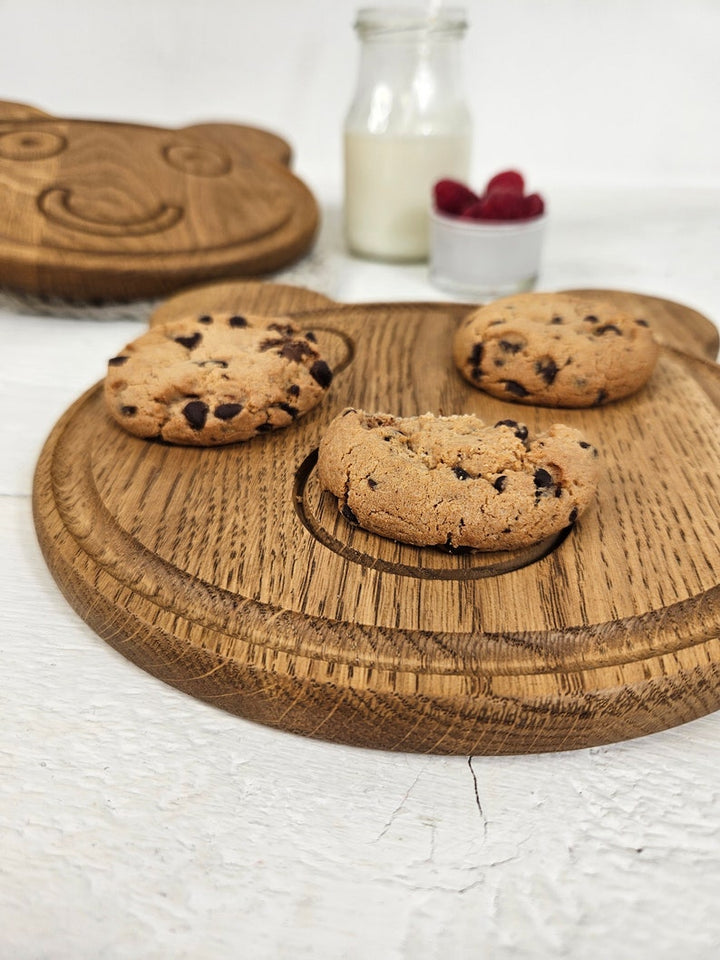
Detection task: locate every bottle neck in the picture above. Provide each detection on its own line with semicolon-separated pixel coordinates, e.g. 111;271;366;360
347;34;470;136
356;34;465;90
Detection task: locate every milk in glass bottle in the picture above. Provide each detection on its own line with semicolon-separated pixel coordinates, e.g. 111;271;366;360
344;6;472;261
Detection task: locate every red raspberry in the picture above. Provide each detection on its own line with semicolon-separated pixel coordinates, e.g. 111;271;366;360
465;189;525;220
434;179;478;215
522;193;545;218
486;170;524;195
460;199;494;219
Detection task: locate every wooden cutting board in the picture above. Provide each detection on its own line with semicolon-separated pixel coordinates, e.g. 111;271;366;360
33;283;720;754
0;102;318;301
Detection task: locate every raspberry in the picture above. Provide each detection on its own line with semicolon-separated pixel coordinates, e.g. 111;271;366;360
464;189;525;220
434;179;478;215
522;193;545;218
486;170;524;195
460;199;494;219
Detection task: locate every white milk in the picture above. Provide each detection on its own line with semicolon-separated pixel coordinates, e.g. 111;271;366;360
344;131;471;262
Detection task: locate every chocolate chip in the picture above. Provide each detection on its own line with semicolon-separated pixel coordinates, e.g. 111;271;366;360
493;475;507;493
281;340;315;362
453;466;470;480
368;477;378;489
471;366;483;381
593;389;608;406
278;402;299;419
229;315;248;327
304;330;317;342
568;507;578;524
267;322;296;336
494;419;528;441
584;314;599;324
534;468;553;489
635;318;649;327
551;315;564;324
120;405;136;416
499;339;523;354
503;380;530;397
579;441;591;449
340;503;358;525
259;337;285;352
440;534;472;554
535;357;558;385
594;324;622;336
214;403;243;420
174;332;202;350
198;315;213;324
310;360;333;388
183;400;208;430
288;384;300;397
108;355;128;366
469;342;484;366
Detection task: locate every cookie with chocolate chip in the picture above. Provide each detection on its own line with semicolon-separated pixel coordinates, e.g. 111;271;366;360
453;293;659;407
104;312;333;445
317;409;599;550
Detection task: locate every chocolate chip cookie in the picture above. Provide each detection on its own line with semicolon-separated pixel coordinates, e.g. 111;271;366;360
317;409;599;550
104;312;333;445
453;292;659;407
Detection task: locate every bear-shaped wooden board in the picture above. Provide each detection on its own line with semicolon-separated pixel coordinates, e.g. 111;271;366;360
0;101;318;301
32;282;720;755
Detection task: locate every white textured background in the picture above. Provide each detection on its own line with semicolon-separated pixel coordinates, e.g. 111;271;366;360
2;2;720;958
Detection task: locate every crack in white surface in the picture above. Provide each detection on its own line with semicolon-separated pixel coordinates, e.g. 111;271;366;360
373;768;425;844
467;756;488;841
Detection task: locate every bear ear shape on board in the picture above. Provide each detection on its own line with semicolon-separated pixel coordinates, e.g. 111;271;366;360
180;122;292;167
0;100;53;121
0;101;292;167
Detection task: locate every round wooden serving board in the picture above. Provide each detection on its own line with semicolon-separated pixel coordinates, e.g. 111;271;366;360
0;102;317;301
33;284;720;754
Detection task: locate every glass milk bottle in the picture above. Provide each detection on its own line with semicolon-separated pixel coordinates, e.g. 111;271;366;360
344;6;472;262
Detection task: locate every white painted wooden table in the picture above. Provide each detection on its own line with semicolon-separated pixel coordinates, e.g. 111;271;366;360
3;185;720;960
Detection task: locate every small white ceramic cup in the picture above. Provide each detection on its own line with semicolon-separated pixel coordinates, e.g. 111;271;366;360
429;209;547;299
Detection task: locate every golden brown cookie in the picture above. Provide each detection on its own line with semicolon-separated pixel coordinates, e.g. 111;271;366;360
453;292;659;407
104;312;333;445
317;409;600;550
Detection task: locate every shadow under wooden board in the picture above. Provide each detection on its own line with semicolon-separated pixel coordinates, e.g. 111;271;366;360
33;283;720;754
0;101;317;302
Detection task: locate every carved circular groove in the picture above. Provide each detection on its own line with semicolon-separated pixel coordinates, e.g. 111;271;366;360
293;448;569;580
163;142;232;177
0;128;67;160
37;187;184;237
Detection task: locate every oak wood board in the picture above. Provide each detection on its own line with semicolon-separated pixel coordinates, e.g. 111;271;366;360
33;284;720;754
0;102;317;302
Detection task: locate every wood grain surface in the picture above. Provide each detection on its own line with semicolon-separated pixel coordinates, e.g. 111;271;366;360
0;102;317;302
32;283;720;754
152;281;720;360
